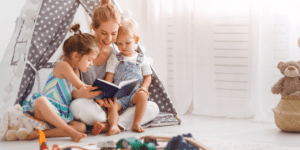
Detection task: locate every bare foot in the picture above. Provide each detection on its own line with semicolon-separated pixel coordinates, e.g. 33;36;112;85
132;124;145;133
27;130;39;140
69;130;87;142
92;121;103;135
108;125;120;136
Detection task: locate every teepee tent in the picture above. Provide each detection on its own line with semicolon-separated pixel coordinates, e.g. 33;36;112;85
0;0;177;121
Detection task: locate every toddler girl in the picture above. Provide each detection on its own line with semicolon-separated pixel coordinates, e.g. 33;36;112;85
22;24;99;142
96;20;152;135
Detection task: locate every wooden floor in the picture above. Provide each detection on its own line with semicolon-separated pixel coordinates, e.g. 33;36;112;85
0;114;299;150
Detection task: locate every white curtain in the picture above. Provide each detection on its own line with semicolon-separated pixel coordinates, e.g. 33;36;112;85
253;1;300;122
119;0;300;121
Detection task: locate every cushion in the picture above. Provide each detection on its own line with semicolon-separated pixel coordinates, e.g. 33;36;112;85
143;112;181;127
23;113;52;130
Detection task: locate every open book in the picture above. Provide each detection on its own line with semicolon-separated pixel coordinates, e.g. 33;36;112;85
92;78;140;100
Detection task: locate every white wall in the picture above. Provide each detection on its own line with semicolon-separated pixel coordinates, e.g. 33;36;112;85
0;1;26;63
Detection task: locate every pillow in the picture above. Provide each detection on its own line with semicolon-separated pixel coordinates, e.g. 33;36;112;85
143;112;181;127
23;113;52;130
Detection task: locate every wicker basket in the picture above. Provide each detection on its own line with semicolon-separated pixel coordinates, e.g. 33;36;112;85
272;96;300;132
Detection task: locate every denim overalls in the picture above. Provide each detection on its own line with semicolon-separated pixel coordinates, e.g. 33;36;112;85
114;49;149;109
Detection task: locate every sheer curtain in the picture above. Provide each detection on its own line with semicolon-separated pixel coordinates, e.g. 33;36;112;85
121;0;300;121
253;1;300;122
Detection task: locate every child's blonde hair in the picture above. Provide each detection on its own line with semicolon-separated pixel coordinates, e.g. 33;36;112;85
61;24;97;60
91;0;122;30
117;20;139;39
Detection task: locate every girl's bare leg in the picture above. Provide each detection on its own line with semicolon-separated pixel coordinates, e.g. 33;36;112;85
107;103;122;136
27;120;86;140
33;96;86;142
131;91;148;132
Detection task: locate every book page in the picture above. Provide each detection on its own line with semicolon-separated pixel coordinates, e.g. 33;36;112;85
118;78;139;88
114;79;140;99
97;78;118;88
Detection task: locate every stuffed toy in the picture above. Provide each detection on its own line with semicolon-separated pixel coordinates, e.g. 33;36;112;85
271;61;300;97
0;104;34;141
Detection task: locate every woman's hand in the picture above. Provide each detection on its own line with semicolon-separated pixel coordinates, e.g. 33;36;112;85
136;87;149;96
102;97;117;108
74;85;102;99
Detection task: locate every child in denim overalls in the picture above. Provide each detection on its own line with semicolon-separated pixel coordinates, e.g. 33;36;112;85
95;20;152;135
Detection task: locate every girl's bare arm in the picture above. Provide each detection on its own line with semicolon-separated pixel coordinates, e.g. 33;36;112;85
53;61;86;90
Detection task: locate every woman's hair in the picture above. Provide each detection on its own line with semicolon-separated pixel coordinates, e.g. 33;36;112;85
91;0;122;30
61;24;97;60
117;20;139;39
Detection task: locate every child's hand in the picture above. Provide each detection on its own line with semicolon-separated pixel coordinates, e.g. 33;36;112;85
77;85;102;98
95;99;104;107
103;97;117;108
137;87;149;96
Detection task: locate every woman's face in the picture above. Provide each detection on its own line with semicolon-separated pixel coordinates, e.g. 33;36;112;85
93;20;119;48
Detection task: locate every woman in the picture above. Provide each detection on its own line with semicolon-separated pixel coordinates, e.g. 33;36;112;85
70;0;159;135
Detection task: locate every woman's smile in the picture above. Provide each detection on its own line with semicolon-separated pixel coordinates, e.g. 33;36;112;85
103;40;111;45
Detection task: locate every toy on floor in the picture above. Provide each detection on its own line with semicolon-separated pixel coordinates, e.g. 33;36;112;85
143;136;159;146
271;61;300;132
50;134;210;150
271;60;300;97
116;137;156;150
38;129;61;150
0;104;34;141
140;134;211;150
97;141;114;150
165;133;199;150
113;134;210;150
39;129;49;150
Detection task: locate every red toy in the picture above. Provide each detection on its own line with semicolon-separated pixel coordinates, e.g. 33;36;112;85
38;129;60;150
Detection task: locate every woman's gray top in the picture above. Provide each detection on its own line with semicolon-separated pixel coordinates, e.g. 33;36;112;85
81;47;116;85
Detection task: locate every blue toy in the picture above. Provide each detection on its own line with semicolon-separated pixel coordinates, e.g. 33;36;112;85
165;133;199;150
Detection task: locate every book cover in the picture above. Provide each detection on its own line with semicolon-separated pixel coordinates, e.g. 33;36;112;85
92;78;140;100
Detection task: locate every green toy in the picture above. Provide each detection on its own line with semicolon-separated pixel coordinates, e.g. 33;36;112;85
116;137;156;150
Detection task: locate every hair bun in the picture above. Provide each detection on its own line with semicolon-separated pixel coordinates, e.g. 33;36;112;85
101;0;112;6
69;24;81;34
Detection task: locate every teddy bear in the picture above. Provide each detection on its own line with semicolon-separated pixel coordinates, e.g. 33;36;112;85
271;60;300;97
0;104;34;141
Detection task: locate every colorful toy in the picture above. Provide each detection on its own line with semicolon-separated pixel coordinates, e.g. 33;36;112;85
34;133;210;150
143;136;159;146
271;60;300;97
38;129;61;150
0;104;34;141
140;135;211;150
116;137;156;150
38;129;49;150
165;133;198;150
